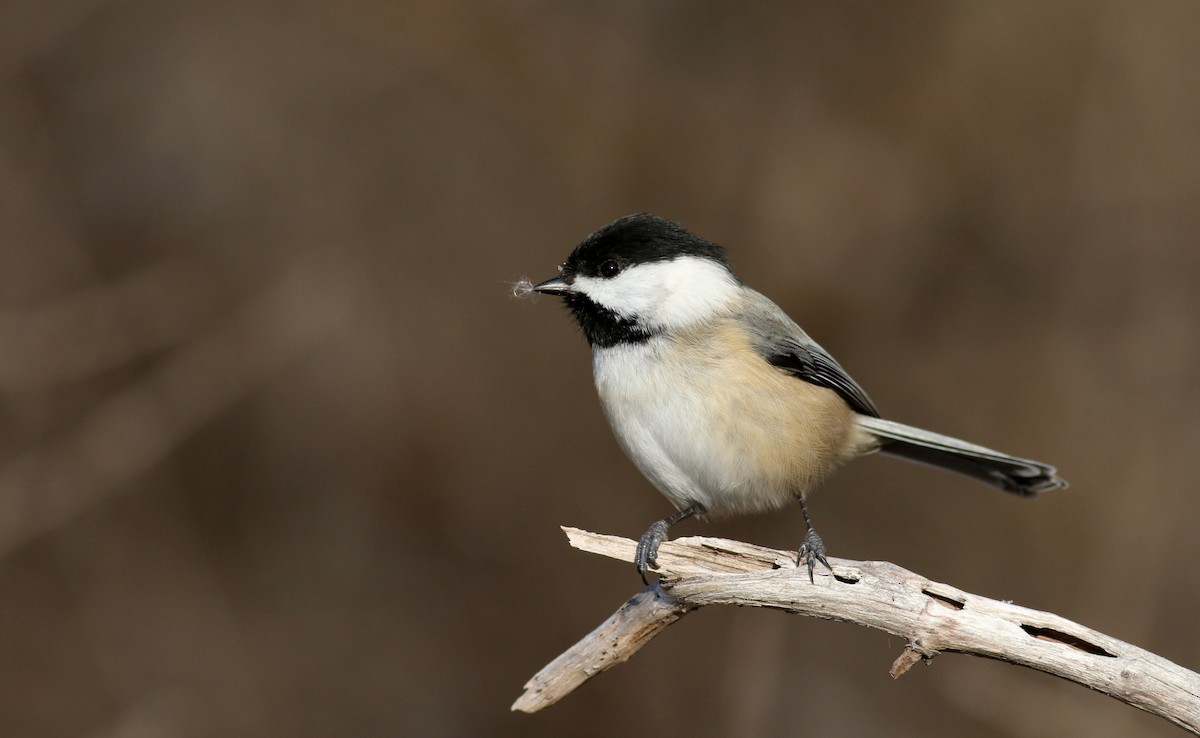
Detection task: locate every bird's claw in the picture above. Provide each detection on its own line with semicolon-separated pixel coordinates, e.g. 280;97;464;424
635;520;671;585
796;528;832;583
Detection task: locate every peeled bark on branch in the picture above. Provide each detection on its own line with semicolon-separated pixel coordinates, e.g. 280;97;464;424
513;528;1200;735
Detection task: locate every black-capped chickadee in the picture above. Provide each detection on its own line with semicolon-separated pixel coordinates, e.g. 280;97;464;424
533;213;1066;584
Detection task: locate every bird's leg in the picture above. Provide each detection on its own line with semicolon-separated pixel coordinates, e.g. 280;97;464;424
796;496;832;583
635;504;701;584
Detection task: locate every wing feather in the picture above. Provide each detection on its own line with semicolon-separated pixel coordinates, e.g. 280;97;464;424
734;290;880;418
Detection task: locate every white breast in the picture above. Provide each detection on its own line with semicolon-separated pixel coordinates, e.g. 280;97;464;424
593;341;715;512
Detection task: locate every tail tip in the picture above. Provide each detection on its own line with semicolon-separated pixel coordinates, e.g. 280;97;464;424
1002;468;1068;497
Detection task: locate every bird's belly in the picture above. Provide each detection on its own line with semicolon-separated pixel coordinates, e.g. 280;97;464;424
592;338;859;517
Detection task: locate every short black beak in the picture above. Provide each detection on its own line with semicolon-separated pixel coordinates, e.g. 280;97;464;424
533;275;574;295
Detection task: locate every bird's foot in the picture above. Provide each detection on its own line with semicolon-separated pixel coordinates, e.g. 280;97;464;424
635;520;671;585
796;528;832;584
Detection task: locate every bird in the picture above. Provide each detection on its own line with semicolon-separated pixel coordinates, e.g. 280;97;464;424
531;213;1066;584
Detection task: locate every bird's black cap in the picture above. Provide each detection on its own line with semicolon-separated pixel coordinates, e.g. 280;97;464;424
560;213;733;282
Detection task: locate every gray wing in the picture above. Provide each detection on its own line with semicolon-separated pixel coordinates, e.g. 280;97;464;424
735;290;880;418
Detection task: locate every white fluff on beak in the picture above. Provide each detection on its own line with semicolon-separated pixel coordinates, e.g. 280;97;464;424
511;279;536;298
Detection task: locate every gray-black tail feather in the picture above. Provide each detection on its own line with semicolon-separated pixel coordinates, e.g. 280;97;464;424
858;417;1066;497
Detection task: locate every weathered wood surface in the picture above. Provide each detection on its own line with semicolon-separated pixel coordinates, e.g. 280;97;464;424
513;528;1200;735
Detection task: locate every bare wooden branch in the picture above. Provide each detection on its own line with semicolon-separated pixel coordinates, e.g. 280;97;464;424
511;586;690;713
513;528;1200;735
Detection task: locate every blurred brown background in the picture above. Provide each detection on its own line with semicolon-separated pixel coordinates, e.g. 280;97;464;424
1;1;1198;736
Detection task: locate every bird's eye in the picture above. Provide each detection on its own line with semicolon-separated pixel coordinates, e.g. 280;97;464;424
599;260;621;278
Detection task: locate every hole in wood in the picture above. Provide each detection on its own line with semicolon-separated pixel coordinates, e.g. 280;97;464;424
1020;625;1116;657
922;588;966;610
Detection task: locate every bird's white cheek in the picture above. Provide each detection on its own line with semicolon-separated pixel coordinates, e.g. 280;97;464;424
574;257;740;329
574;273;656;320
655;282;734;329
